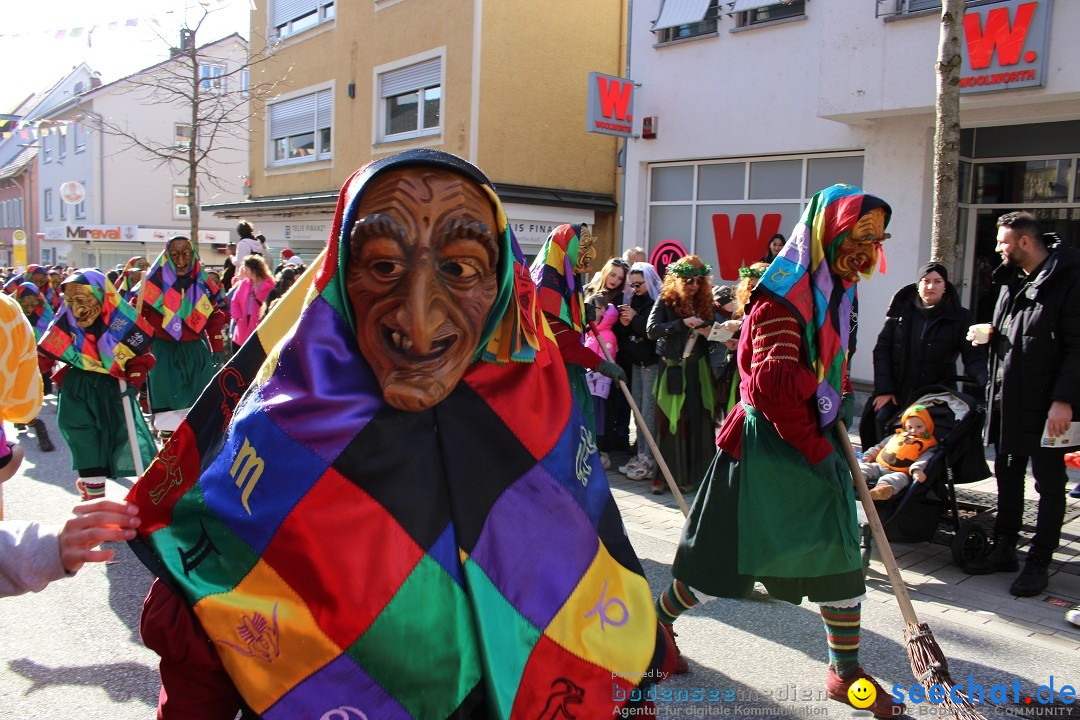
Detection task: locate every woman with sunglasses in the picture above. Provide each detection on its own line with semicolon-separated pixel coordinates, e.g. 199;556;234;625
646;255;716;494
614;262;662;480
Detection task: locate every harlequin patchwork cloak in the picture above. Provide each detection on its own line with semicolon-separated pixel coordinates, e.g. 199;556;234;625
530;224;587;334
37;269;153;376
24;264;59;310
756;184;891;429
128;149;664;719
14;282;54;338
140;238;220;340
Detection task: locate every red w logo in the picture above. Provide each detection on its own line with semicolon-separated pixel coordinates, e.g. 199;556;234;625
597;77;633;121
963;1;1036;70
711;213;783;281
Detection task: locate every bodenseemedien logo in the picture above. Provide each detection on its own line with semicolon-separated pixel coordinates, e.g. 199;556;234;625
890;676;1077;715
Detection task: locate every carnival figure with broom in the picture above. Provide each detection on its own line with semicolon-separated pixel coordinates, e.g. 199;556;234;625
654;185;908;718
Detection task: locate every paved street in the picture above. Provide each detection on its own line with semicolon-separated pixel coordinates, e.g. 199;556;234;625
1;398;1079;719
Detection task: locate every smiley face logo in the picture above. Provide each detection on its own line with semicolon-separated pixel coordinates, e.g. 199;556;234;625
847;678;877;709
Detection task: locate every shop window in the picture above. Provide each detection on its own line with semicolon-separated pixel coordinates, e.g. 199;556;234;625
378;57;442;142
974;160;1071;205
807;156;864;193
268;87;332;165
749;159;801;199
272;0;335;39
698;163;745;201
651;165;695;202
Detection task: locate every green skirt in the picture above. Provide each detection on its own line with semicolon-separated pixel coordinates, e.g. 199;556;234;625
57;367;157;478
671;404;864;605
148;337;214;412
655;355;715;491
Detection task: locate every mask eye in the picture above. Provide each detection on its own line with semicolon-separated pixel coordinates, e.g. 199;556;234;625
440;261;479;279
372;260;406;279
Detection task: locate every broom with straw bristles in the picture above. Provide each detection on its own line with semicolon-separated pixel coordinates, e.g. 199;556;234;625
837;421;986;720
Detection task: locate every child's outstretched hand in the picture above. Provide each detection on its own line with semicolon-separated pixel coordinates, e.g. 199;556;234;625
59;499;141;574
911;468;927;484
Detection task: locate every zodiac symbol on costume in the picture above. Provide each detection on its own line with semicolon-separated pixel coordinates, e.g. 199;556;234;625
536;678;584;720
230;437;264;514
584;579;629;631
215;602;280;662
149;448;184;505
177;520;221;576
320;707;369;720
217;366;245;427
575;428;598;487
818;396;833;414
769;267;793;283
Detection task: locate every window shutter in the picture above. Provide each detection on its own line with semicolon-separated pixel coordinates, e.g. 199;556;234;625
270;94;317;139
380;58;441;98
272;0;318;27
316;89;332;130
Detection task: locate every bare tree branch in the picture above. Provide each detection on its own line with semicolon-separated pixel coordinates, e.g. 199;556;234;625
90;5;290;251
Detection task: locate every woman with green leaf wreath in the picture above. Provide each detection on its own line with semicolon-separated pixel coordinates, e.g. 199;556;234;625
646;255;716;495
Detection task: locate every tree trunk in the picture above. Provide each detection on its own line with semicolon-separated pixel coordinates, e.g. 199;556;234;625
189;44;200;252
930;0;965;276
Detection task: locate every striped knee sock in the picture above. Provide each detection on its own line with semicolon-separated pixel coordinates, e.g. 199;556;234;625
656;579;700;625
821;604;861;678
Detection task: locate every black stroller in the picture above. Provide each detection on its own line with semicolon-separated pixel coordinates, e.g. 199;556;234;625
857;384;993;568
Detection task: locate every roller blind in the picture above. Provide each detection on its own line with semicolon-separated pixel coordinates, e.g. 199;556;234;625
272;0;317;27
380;58;441;98
269;89;331;138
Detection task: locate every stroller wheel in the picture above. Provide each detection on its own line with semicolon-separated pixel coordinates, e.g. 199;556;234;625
951;520;990;566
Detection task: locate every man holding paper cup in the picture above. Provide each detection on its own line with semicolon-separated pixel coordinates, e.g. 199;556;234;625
963;212;1080;597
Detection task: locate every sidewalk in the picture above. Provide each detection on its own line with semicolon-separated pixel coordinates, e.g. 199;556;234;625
607;422;1080;656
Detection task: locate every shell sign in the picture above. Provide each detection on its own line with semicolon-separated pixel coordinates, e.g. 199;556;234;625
59;181;86;205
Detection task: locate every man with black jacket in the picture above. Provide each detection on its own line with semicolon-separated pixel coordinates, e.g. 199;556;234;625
964;212;1080;597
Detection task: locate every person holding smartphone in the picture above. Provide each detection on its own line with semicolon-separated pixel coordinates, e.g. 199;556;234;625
613;262;662;481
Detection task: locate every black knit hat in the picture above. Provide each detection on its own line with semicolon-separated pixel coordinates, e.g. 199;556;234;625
918;261;948;284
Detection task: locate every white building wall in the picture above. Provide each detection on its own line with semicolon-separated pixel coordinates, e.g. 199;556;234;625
624;0;1080;383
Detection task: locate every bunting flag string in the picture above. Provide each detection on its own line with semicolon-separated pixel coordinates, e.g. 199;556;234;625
0;17;146;42
0;119;91;142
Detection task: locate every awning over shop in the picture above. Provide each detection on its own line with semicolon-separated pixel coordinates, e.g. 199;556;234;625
652;0;714;30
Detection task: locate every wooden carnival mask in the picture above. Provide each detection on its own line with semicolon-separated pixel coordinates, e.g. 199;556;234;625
346;166;499;412
572;225;596;274
64;283;102;328
831;207;889;282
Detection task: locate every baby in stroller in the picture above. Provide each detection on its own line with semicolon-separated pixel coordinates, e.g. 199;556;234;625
859;404;941;502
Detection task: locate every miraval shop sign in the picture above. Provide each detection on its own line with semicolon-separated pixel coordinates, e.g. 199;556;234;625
44;225;138;241
960;0;1052;94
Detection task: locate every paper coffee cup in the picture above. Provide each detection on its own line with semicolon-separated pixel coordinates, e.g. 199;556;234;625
971;323;992;344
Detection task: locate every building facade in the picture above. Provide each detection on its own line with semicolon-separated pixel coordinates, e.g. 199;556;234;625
207;0;628;262
36;34;250;271
0;64;98;268
623;0;1079;382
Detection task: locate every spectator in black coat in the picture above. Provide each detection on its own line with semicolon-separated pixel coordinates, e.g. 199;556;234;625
862;262;987;446
963;213;1080;596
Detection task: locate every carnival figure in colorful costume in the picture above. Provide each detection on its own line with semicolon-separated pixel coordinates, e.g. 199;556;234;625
139;236;227;437
130;149;671;719
25;264;60;311
12;283;56;450
530;224;625;436
646;255;716;495
653;185;907;719
38;270;157;500
117;256;150;303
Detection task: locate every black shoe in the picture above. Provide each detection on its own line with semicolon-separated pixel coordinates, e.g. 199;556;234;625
31;419;55;453
963;535;1019;575
1010;557;1050;597
1069;483;1080;499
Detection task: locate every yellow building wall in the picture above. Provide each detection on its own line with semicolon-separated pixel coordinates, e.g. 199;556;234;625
248;0;626;258
477;1;625;196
